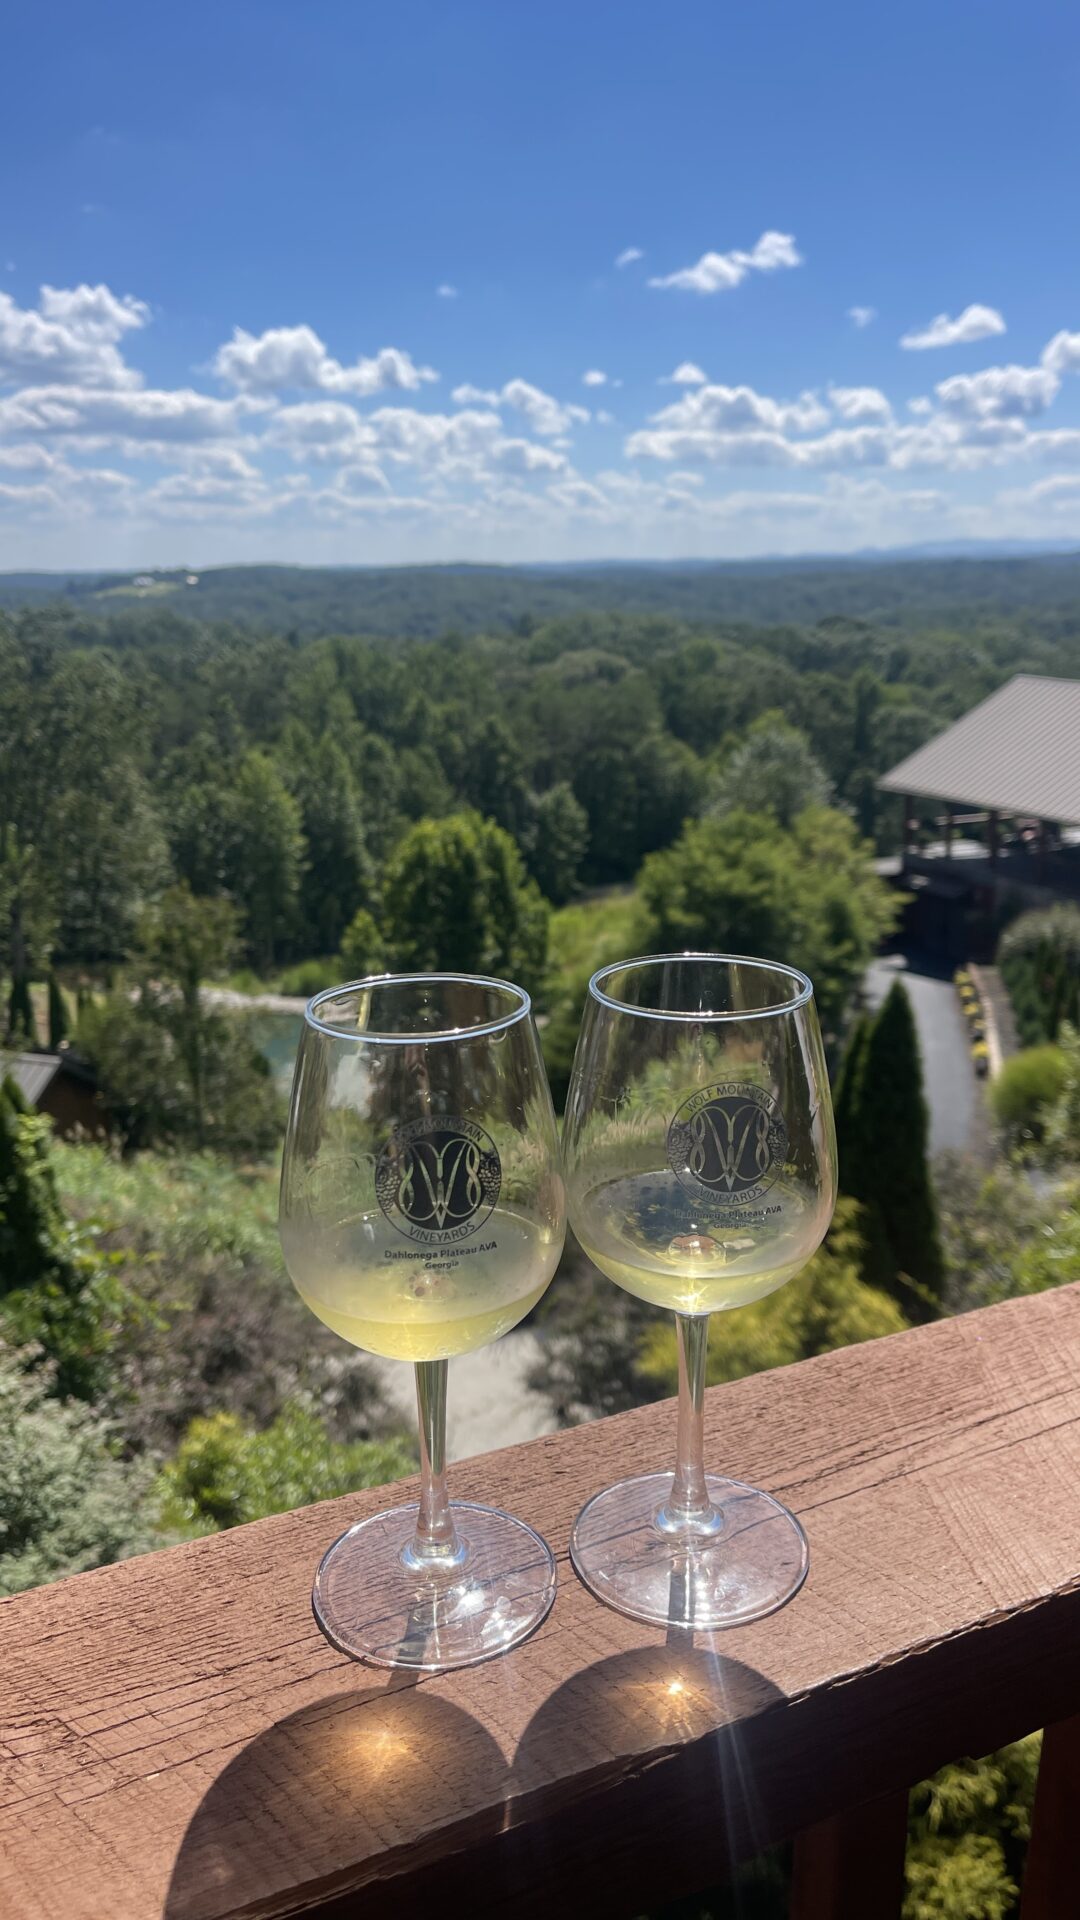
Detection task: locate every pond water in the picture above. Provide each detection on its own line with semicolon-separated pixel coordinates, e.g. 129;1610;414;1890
247;1011;303;1096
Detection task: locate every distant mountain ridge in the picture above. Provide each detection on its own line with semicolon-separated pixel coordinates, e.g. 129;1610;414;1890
3;542;1080;640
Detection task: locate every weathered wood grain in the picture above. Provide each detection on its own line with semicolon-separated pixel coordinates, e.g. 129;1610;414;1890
4;1280;1080;1918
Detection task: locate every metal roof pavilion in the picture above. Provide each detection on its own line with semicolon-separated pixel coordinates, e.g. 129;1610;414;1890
878;674;1080;826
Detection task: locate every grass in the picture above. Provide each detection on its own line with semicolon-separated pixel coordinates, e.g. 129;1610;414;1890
545;889;640;993
95;581;181;600
53;1139;284;1275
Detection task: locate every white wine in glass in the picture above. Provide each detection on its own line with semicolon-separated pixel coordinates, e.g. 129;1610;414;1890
563;953;837;1631
279;972;565;1670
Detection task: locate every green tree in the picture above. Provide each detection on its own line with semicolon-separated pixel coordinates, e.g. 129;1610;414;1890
76;888;279;1154
0;1344;153;1595
710;713;832;828
5;973;37;1047
227;751;304;971
47;973;67;1050
168;774;242;900
0;1078;118;1399
904;1740;1039;1920
453;715;532;842
155;1405;413;1533
289;734;376;956
636;806;897;1033
382;812;549;991
339;907;386;979
51;762;169;964
528;783;589;905
0;832;54;1046
141;885;241;1147
842;982;946;1314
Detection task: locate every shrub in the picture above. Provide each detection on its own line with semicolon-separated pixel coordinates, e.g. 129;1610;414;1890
989;1046;1068;1143
53;1142;392;1452
0;1343;153;1595
0;1076;124;1401
637;1200;907;1392
155;1404;414;1533
277;957;344;998
338;908;386;981
998;905;1080;1046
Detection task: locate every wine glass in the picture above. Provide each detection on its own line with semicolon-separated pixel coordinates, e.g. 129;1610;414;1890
279;972;565;1670
562;952;837;1630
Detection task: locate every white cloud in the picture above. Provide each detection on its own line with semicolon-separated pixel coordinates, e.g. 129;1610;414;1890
847;306;877;329
582;369;607;387
595;409;615;426
0;283;148;389
451;383;499;407
0;383;264;442
998;473;1080;508
450;378;588;437
1042;331;1080;376
934;363;1059;421
436;284;458;300
828;385;893;423
492;438;567;475
615;248;643;269
501;379;589;436
649;231;801;295
0;442;58;471
266;401;378;460
662;362;707;386
900;304;1006;350
214;324;437;396
629;380;830;463
0;479;61;511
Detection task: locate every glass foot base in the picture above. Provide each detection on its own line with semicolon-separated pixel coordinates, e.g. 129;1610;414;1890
570;1471;809;1630
312;1500;557;1670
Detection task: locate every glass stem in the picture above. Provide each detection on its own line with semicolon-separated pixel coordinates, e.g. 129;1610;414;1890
657;1313;723;1536
406;1359;464;1567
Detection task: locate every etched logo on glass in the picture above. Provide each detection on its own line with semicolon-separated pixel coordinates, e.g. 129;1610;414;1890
667;1083;787;1207
375;1116;501;1244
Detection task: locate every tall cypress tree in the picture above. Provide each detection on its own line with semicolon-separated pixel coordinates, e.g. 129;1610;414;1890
842;981;945;1317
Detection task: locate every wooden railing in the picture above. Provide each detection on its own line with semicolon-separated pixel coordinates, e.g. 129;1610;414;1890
5;1280;1080;1919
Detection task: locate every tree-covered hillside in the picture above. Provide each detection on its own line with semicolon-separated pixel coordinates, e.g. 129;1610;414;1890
3;548;1080;639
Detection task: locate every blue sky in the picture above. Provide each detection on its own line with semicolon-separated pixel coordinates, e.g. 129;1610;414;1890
3;0;1080;568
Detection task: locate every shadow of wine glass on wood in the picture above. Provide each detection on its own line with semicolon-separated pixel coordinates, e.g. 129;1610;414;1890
503;1639;791;1918
162;1676;511;1920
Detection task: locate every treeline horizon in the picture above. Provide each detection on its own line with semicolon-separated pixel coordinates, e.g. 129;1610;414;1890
4;545;1080;640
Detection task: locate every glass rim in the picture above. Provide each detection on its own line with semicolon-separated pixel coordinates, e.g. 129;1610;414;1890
304;971;532;1046
588;951;814;1023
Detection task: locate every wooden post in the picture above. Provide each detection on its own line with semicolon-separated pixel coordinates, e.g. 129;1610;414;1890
902;794;912;858
1021;1716;1080;1917
988;809;999;868
790;1791;909;1919
944;806;954;858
